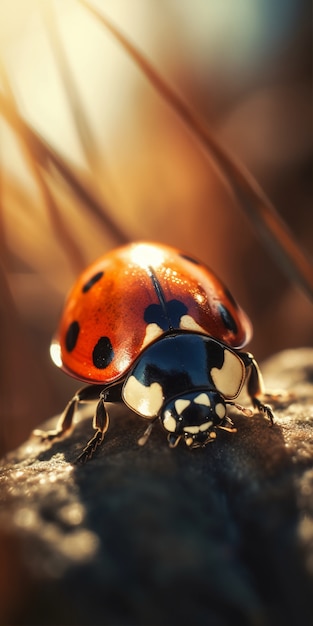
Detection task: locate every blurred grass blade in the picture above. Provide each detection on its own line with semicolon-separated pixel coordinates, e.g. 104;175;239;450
0;61;86;272
0;91;128;249
0;145;11;268
0;256;53;454
79;0;313;300
40;2;123;224
40;1;100;175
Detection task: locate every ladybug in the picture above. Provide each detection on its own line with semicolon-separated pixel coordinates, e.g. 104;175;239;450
36;242;274;462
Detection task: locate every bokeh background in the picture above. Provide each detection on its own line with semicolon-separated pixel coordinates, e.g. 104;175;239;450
0;0;312;455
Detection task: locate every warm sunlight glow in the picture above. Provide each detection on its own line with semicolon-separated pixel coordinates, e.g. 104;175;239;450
130;243;165;269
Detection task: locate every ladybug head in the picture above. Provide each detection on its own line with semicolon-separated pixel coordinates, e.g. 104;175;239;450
161;390;227;448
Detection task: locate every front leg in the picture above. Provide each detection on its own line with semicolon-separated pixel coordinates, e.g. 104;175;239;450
34;383;123;462
33;384;105;443
239;352;274;425
75;383;123;462
75;392;109;463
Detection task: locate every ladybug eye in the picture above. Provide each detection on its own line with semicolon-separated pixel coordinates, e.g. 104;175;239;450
92;336;114;369
65;321;80;352
218;303;238;334
82;271;104;293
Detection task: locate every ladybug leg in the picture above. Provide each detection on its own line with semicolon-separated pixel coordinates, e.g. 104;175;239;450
216;414;237;433
226;401;253;417
33;384;107;445
252;396;274;424
75;383;123;463
167;433;182;448
75;393;109;463
241;352;274;425
137;418;158;446
33;393;80;443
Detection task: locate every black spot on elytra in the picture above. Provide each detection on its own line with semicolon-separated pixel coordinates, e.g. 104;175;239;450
65;321;80;352
92;336;114;369
223;285;239;310
218;303;238;334
82;271;104;293
144;299;188;331
179;253;200;265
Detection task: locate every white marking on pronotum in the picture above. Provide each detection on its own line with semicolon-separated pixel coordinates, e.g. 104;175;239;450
194;393;211;406
123;376;163;417
175;398;191;414
210;349;245;399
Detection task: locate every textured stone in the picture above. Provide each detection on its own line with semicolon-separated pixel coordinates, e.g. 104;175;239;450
0;349;312;626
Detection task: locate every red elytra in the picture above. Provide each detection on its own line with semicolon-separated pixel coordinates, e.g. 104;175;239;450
51;242;252;384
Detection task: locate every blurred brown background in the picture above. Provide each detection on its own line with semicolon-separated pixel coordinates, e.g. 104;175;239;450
0;0;312;455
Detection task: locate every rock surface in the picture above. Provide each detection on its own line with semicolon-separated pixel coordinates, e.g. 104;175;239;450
0;349;312;626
